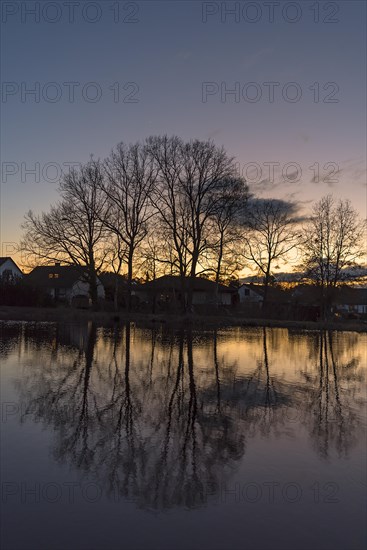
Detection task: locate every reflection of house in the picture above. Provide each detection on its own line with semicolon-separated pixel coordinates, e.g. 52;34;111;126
27;264;105;305
0;257;23;281
135;275;234;307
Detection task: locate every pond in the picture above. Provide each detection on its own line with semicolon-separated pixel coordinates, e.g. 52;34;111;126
1;321;366;550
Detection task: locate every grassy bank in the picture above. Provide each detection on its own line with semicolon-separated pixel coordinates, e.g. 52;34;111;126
0;306;366;333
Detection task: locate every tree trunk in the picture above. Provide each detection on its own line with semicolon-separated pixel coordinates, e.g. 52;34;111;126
127;248;134;312
114;273;119;312
187;277;195;313
187;251;200;313
215;232;224;308
88;261;98;308
180;273;188;313
262;268;270;313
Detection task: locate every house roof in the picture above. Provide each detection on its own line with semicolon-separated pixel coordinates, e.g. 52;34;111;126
239;283;263;296
141;275;234;294
241;283;290;303
292;285;367;306
334;287;367;306
0;257;22;272
98;272;130;288
291;285;323;305
27;265;88;289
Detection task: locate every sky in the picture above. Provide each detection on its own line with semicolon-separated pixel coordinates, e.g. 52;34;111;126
1;0;366;264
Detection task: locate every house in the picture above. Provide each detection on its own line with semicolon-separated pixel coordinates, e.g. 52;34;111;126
290;285;367;320
290;285;323;321
0;257;23;281
237;283;295;319
238;284;290;304
27;264;105;306
238;284;263;304
332;287;367;317
135;275;234;308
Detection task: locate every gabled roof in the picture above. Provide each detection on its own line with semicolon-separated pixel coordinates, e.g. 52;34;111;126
0;257;22;272
98;272;129;288
141;275;234;294
239;283;263;297
292;285;367;306
291;285;322;305
240;283;290;303
27;265;88;289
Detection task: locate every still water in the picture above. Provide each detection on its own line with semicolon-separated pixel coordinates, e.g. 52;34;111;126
1;321;366;550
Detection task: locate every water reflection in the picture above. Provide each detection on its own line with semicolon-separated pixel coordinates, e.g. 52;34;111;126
298;330;364;459
3;321;365;511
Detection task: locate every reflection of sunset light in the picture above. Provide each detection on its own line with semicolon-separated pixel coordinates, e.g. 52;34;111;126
1;322;365;517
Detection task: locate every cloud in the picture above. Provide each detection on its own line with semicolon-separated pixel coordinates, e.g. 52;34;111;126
206;128;223;139
246;196;300;216
339;157;366;183
310;173;338;188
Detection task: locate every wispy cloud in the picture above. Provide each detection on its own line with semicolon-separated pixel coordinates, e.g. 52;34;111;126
339;157;366;184
206;128;223;139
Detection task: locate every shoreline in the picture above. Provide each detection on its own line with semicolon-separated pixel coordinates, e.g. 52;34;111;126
0;306;366;333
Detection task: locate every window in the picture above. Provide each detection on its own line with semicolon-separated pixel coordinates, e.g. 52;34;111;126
49;274;54;279
244;288;250;296
1;269;13;283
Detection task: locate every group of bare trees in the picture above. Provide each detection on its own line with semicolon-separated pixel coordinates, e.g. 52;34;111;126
21;135;365;311
21;136;248;309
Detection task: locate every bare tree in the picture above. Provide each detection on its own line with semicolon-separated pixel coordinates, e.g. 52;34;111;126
101;142;157;310
146;136;237;310
137;230;173;282
208;176;248;289
21;160;109;305
239;198;300;307
105;233;128;311
301;195;365;317
145;136;190;283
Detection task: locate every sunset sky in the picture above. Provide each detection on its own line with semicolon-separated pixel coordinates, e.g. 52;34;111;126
1;0;366;265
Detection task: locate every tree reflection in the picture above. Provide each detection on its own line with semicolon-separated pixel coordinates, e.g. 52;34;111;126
245;327;289;436
203;327;292;440
299;330;364;460
0;322;22;358
10;323;365;509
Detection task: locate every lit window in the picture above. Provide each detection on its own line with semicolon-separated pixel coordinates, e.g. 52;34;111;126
49;274;54;279
54;274;59;279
